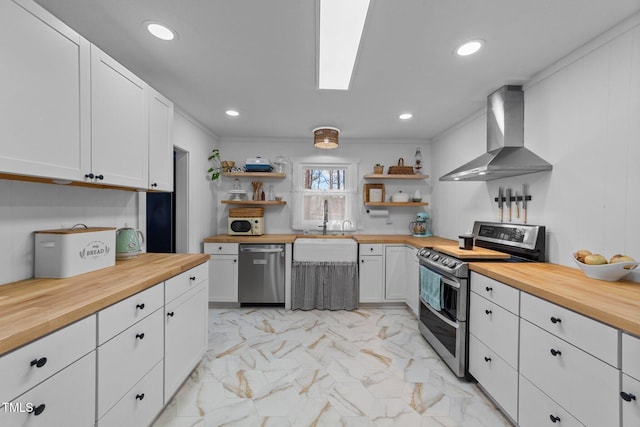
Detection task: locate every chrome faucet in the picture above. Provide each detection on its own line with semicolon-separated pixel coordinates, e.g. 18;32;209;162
341;220;353;234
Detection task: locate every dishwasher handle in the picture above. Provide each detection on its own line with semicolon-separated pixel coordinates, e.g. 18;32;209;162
240;247;284;253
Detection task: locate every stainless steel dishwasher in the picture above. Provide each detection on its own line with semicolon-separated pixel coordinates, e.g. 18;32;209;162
238;244;285;305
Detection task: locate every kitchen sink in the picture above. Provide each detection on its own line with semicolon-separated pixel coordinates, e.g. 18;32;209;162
293;238;357;262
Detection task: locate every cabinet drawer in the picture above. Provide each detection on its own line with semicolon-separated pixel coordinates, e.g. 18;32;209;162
622;373;640;427
97;308;163;417
204;242;238;255
623;332;640;381
0;351;95;427
468;334;518;421
0;315;95;402
359;244;383;256
98;283;163;344
98;360;164;427
470;272;519;314
519;375;584;427
521;292;618;367
520;319;619;427
165;261;208;303
469;292;519;368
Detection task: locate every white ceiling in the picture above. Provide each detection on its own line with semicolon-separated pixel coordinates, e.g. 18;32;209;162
34;0;640;141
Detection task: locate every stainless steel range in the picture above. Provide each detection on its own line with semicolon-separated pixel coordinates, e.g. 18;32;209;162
417;221;545;377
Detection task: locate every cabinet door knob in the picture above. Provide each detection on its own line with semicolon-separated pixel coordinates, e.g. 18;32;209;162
30;357;47;368
85;173;94;179
484;356;491;362
218;246;222;250
485;286;493;292
135;393;145;401
361;259;364;263
233;259;237;263
29;404;46;416
151;183;158;188
167;311;175;317
485;309;492;315
136;303;145;310
621;391;637;402
136;333;145;340
549;414;560;423
550;348;562;356
96;174;104;180
190;276;196;281
550;317;561;324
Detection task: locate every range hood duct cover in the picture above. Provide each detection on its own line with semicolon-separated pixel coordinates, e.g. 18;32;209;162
439;85;552;181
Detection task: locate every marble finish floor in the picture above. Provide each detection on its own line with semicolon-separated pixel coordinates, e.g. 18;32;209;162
153;307;511;426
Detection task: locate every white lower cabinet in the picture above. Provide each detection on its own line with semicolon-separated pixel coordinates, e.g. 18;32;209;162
520;318;619;427
622;333;640;426
205;243;238;303
165;281;208;400
98;360;164;427
3;351;95;427
469;334;518;420
406;247;419;317
97;308;164;418
359;246;384;303
384;245;406;301
518;375;584;427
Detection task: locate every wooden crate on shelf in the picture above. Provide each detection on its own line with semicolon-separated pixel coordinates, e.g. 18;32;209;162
229;207;264;218
363;183;385;203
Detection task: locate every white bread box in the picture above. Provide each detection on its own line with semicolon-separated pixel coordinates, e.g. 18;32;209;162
35;225;116;278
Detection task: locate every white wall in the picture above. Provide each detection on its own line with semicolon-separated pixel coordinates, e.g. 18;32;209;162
0;181;138;285
217;138;431;235
431;20;640;281
171;109;219;253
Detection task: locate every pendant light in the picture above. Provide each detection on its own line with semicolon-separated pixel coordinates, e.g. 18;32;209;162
313;127;340;149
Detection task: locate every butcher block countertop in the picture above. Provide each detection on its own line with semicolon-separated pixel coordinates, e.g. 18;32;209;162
470;262;640;336
0;253;209;356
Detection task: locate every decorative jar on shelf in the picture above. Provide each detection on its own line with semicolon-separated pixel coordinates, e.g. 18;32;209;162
373;164;384;174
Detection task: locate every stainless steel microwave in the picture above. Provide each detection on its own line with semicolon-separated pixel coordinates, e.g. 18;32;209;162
228;217;264;235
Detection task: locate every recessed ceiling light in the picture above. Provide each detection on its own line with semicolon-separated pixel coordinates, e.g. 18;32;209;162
145;21;177;41
456;39;483;56
318;0;371;90
225;110;240;117
399;113;413;120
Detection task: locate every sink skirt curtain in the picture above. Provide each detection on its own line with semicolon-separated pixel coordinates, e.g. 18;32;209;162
291;261;359;310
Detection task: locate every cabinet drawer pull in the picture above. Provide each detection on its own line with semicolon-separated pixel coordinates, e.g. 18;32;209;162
136;303;145;310
167;311;175;317
485;286;493;292
484;356;491;362
151;182;158;188
29;404;46;416
30;357;47;368
85;173;94;179
550;348;562;356
550;316;561;324
549;414;560;423
190;276;196;281
621;391;637;402
136;333;145;340
96;174;104;180
485;309;492;315
218;246;222;250
135;393;145;401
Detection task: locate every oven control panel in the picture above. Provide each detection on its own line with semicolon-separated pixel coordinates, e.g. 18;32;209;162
417;248;467;278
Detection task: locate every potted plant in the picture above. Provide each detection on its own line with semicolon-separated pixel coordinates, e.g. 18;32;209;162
373;163;384;174
208;149;222;181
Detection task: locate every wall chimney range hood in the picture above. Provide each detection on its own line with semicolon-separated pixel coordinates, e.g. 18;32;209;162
439;85;552;181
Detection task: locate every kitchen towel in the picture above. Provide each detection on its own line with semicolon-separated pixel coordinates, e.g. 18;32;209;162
420;266;442;311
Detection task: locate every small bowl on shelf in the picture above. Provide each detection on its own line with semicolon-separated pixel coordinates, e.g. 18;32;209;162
573;257;639;281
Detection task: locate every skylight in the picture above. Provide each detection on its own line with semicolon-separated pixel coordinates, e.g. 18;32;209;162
318;0;371;90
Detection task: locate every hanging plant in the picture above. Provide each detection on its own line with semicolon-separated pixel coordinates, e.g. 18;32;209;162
208;149;222;181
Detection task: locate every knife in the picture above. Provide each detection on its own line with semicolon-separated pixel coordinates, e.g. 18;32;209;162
498;187;503;222
515;191;520;219
506;188;512;222
522;184;527;224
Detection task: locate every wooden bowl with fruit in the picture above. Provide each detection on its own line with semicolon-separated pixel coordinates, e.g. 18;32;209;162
573;250;638;281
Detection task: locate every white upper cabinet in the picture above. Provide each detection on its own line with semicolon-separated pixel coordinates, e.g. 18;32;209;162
148;87;174;192
90;44;148;189
0;0;90;181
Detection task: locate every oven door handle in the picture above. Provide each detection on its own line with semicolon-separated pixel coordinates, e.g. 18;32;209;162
420;298;459;329
419;264;461;289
